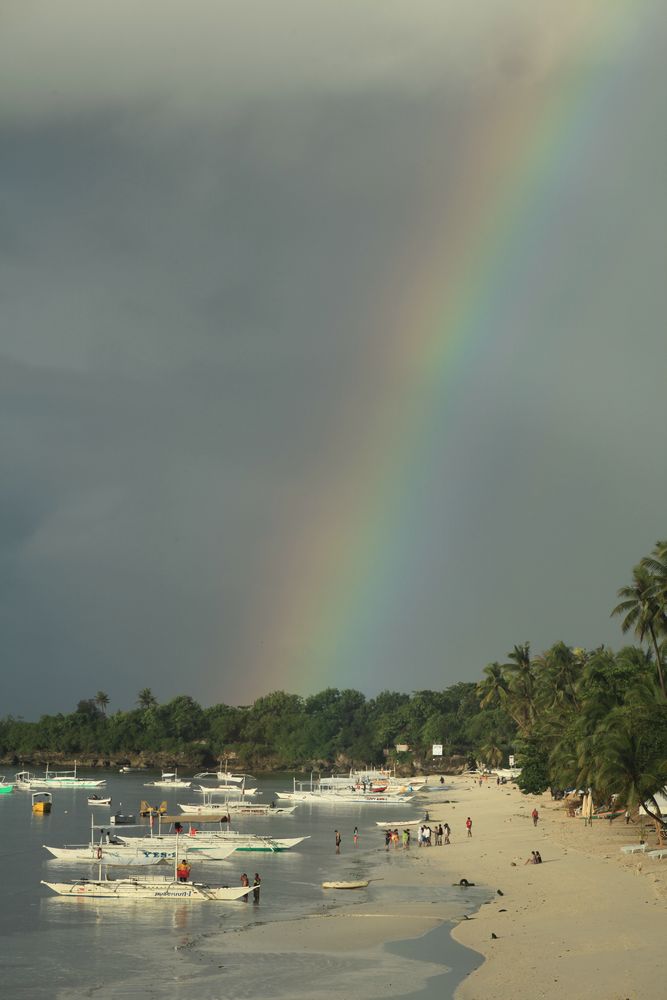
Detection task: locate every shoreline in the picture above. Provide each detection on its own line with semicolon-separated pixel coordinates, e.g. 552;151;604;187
190;775;667;1000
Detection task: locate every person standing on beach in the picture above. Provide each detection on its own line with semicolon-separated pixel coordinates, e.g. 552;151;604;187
466;816;473;838
335;830;342;853
532;808;539;827
240;872;250;901
443;822;451;844
353;826;359;847
253;872;261;903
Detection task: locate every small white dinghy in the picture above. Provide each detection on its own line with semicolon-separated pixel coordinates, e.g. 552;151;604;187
321;880;370;890
87;796;112;806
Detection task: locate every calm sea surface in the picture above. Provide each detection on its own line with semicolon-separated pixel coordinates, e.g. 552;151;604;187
0;770;486;998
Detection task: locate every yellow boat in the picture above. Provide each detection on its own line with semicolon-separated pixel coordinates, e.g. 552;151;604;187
32;792;52;814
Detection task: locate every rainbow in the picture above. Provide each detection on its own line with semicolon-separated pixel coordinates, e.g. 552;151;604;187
232;1;646;699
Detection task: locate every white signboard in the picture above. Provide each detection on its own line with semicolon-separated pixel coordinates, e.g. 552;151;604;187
432;744;443;756
508;754;515;767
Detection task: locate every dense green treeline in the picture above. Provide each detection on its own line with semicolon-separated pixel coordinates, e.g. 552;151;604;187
0;682;514;769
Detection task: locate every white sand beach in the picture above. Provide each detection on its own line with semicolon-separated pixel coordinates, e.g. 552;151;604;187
196;775;666;1000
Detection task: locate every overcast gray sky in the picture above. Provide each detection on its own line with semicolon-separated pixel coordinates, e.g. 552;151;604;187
2;1;666;718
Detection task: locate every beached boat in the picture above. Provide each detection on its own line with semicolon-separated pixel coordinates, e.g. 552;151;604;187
87;795;112;806
41;874;255;900
321;880;369;889
275;781;414;805
143;770;191;789
15;765;106;790
374;818;425;828
0;777;14;795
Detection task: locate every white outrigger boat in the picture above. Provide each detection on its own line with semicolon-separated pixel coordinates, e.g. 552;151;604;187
15;764;106;790
44;817;239;865
41;837;254;901
178;799;296;817
143;770;191;789
43;841;237;864
275;778;413;805
194;762;251;785
41;874;255;900
191;782;258;796
115;830;308;853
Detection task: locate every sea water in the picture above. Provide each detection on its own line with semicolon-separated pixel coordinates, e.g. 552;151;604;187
0;770;486;998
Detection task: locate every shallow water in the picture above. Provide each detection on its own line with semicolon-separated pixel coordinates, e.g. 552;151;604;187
0;770;486;998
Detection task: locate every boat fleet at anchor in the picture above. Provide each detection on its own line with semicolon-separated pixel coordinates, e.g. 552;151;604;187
7;763;427;901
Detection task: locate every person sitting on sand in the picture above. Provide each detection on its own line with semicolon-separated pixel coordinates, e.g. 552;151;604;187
525;851;538;864
534;850;542;863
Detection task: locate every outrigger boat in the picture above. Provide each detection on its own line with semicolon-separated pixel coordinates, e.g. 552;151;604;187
275;778;413;805
191;782;258;796
15;764;106;790
44;819;239;865
41;835;254;900
178;788;290;816
41;874;255;900
143;770;191;789
114;829;308;852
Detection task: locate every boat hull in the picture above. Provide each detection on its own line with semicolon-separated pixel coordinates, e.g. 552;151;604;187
44;843;237;863
41;878;254;900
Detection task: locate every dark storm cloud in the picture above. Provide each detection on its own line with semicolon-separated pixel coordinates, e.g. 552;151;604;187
1;1;666;715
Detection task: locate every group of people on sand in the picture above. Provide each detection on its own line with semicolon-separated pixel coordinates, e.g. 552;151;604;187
525;850;542;864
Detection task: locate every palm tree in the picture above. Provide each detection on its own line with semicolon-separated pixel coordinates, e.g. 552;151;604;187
137;688;158;711
503;643;537;735
94;691;110;716
477;662;509;710
591;705;667;829
612;564;666;697
479;741;504;769
534;642;582;714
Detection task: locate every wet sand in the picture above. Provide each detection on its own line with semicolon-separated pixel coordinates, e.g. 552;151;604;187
186;777;666;999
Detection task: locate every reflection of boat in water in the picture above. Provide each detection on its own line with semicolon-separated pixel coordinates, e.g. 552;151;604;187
41;874;255;900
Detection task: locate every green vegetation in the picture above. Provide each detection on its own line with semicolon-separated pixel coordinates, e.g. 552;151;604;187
1;541;666;829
